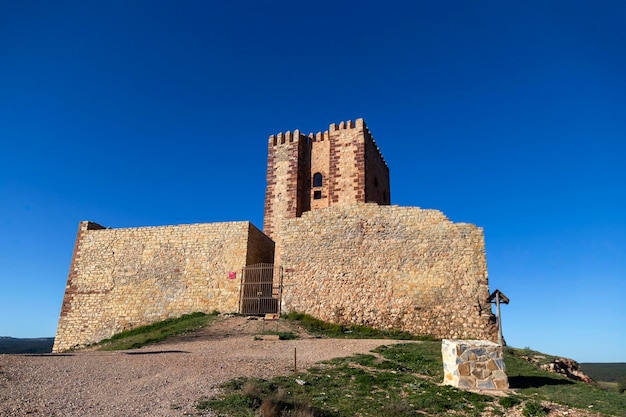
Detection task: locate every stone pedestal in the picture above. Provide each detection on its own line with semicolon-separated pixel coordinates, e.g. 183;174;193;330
442;339;509;390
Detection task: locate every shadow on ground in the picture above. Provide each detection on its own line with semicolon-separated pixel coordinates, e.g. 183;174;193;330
24;353;74;357
509;375;575;389
125;350;190;355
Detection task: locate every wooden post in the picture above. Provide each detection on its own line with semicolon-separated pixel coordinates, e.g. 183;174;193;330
294;347;297;375
488;289;509;347
496;292;504;346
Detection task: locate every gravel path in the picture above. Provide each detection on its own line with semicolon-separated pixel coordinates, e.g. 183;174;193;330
0;317;399;416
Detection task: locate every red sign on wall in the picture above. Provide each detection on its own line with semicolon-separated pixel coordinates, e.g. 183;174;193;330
228;271;236;279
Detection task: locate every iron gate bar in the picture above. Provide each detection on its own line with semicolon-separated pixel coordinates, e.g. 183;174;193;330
239;263;283;315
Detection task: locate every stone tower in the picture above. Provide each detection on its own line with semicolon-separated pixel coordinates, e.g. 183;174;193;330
263;118;390;240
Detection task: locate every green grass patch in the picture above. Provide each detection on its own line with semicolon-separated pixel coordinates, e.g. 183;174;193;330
199;339;626;416
94;311;219;351
198;342;495;417
282;312;436;341
276;331;299;340
258;331;299;340
597;381;619;391
374;341;443;377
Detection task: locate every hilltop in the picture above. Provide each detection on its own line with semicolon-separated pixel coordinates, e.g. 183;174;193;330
1;315;624;416
0;336;54;354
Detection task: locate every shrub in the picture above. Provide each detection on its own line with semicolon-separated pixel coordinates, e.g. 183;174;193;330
499;396;521;409
278;332;298;340
522;400;547;417
242;380;261;400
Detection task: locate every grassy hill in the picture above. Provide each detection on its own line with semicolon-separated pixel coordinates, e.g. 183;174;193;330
0;336;54;354
198;339;626;417
86;312;626;416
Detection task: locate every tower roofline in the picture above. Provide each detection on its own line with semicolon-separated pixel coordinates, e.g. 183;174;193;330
267;118;388;169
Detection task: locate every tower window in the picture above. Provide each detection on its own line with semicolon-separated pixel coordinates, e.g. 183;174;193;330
314;190;322;199
313;172;323;187
374;177;379;187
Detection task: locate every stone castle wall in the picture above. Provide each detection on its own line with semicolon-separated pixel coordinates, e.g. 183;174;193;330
278;203;497;341
53;221;274;352
54;118;498;352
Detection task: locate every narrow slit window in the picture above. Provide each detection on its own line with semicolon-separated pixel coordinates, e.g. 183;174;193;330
313;172;323;187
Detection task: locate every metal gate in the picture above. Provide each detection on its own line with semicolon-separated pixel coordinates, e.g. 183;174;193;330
239;263;283;315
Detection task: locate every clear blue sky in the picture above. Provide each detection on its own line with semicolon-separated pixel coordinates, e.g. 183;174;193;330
1;1;624;362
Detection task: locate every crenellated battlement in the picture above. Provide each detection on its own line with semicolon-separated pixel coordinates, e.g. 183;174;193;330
269;118;367;145
310;118;360;142
268;130;310;146
322;119;387;168
310;118;390;170
308;131;331;142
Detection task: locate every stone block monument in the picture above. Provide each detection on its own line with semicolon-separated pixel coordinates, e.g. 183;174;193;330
442;339;509;390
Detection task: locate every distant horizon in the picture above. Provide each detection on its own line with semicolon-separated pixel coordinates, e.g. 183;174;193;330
0;336;54;340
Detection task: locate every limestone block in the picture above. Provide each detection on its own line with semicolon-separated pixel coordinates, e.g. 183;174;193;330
442;339;508;390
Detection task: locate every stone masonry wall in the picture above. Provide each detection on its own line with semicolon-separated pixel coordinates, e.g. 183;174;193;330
364;126;390;205
310;131;331;211
246;222;276;266
327;120;365;206
264;132;308;240
278;203;497;340
53;221;273;352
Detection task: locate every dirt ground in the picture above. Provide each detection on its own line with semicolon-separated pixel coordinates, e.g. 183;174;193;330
0;316;606;417
0;316;400;416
